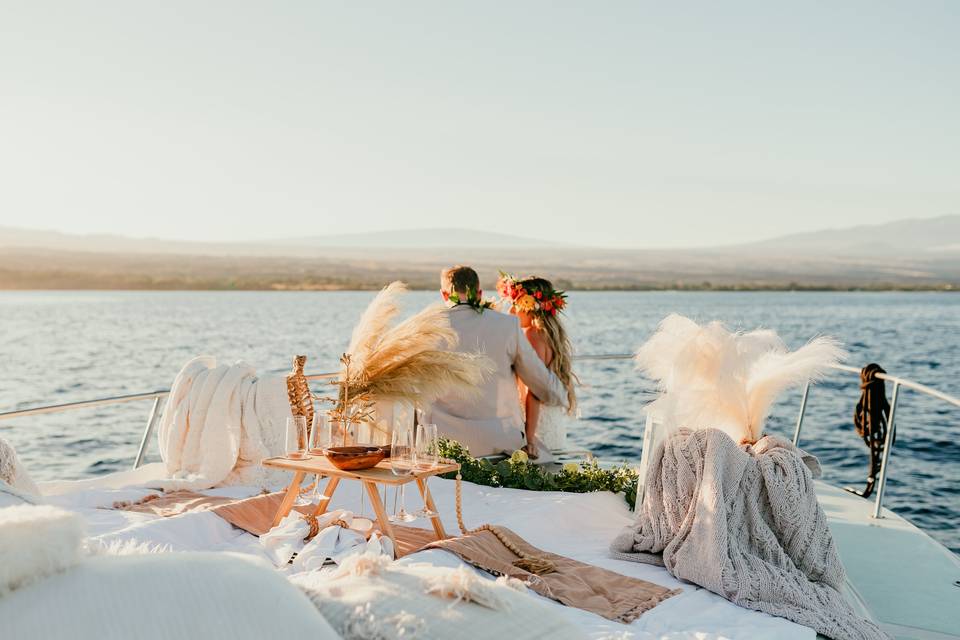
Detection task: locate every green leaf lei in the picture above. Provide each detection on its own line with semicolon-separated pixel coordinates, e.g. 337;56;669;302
447;285;496;314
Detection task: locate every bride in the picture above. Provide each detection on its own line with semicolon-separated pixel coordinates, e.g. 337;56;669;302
497;274;577;459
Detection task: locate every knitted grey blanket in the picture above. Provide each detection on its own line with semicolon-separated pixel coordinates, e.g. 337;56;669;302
611;429;887;640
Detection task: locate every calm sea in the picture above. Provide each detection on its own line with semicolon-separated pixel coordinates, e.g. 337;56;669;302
1;291;958;553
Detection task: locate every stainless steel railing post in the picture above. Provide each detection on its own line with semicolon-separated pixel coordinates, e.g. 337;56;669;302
872;381;900;519
132;395;163;469
793;380;811;447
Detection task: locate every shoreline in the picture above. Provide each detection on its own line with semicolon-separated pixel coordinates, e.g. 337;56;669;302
2;284;957;293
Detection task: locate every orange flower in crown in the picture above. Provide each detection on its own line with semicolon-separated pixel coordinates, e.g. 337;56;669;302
496;271;568;319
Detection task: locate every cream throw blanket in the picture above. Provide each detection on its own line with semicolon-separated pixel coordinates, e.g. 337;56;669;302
611;429;888;640
156;356;291;489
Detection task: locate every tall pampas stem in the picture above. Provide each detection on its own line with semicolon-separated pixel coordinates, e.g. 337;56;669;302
328;281;493;434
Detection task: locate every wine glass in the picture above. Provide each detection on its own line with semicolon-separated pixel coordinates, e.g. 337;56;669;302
308;411;333;505
389;425;417;523
415;423;438;518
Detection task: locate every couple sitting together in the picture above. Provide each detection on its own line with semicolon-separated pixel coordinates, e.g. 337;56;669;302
424;265;577;460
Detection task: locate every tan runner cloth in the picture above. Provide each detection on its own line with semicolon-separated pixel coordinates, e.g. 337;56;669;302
112;490;315;536
423;526;680;623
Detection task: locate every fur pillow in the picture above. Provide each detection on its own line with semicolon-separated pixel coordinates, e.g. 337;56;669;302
0;504;85;596
0;436;39;495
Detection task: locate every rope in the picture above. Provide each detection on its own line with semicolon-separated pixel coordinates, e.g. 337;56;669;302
453;472;556;575
301;513;351;541
849;363;894;498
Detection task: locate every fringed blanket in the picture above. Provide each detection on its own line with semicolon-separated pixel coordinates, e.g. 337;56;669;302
611;429;888;640
429;526;679;623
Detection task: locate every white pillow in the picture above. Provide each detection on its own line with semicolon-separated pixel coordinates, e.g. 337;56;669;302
0;504;84;596
0;552;339;640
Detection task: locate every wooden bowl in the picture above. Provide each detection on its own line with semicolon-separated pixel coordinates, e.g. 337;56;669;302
324;446;385;471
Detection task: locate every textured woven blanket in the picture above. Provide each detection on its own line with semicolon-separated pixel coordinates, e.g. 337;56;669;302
429;525;679;623
610;428;888;640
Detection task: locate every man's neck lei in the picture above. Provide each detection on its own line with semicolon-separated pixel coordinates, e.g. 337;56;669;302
447;287;496;314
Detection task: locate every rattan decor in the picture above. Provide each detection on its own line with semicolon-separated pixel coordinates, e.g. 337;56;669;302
286;355;314;447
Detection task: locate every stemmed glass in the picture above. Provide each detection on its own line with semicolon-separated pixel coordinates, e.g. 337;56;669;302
308;411;333;505
415;423;439;518
286;415;310;506
389;424;417;523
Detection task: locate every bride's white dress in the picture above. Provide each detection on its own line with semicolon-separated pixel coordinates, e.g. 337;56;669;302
536;404;570;452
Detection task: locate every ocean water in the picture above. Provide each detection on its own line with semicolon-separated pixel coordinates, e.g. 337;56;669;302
1;291;958;553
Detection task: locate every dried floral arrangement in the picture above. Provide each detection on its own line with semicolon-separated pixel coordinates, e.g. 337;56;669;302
321;281;493;441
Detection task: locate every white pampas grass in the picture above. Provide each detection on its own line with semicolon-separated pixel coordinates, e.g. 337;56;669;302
636;314;846;443
87;538;173;556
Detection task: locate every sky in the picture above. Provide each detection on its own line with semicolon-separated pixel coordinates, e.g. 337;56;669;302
0;1;958;248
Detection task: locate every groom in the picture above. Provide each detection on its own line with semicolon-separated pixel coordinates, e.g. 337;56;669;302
425;265;569;457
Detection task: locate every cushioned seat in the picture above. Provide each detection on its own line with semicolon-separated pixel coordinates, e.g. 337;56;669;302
0;552;338;640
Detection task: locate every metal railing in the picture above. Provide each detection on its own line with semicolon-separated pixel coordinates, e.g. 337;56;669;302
792;363;960;518
2;354;958;520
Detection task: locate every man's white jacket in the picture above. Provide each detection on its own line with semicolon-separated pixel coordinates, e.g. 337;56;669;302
425;305;569;456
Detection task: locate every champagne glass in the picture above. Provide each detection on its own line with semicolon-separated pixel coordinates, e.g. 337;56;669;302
285;415;309;506
309;411;332;455
308;411;333;505
389;425;417;523
415;423;438;518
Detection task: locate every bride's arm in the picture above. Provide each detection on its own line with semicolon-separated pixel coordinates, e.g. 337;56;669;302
512;322;568;409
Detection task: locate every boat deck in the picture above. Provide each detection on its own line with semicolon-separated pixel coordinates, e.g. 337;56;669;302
817;481;960;640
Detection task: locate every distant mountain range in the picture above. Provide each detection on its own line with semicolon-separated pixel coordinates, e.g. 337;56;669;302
0;226;563;255
2;215;958;255
1;215;957;290
732;214;960;255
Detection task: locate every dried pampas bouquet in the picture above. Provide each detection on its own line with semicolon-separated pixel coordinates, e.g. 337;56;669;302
635;314;846;444
326;281;493;441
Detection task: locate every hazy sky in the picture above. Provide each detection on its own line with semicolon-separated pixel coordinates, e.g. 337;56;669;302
1;2;957;248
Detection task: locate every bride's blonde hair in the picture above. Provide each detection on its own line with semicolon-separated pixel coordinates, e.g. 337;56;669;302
514;276;578;415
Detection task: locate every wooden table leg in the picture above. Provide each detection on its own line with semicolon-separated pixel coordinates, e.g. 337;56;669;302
310;476;340;517
363;480;395;543
416;477;447;540
272;470;306;528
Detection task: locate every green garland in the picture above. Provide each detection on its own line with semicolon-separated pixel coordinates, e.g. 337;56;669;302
447;285;496;313
437;438;639;509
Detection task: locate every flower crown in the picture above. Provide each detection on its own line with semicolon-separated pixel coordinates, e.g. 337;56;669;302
496;272;567;318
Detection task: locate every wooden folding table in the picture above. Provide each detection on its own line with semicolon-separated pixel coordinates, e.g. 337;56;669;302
261;454;459;544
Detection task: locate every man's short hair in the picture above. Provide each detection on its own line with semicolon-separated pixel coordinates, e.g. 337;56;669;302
441;265;480;295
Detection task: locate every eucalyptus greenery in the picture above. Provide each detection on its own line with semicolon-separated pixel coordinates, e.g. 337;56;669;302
437;438;640;509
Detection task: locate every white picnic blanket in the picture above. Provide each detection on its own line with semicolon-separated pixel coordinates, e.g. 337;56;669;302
611;428;888;640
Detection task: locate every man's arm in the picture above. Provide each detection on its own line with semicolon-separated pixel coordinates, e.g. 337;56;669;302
512;322;569;409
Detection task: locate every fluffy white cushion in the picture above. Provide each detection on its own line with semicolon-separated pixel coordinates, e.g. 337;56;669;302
0;552;339;640
292;554;586;640
0;436;39;495
0;504;84;596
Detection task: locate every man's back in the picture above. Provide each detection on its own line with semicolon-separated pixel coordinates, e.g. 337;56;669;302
427;305;567;456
